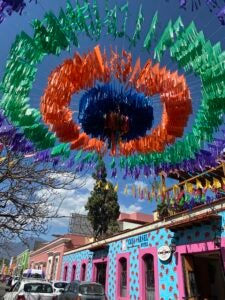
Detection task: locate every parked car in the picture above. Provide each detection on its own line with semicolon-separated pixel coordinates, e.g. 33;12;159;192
22;268;45;279
58;281;107;300
3;279;57;300
50;281;69;295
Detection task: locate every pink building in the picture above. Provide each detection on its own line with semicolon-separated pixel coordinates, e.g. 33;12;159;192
29;234;88;281
118;212;153;230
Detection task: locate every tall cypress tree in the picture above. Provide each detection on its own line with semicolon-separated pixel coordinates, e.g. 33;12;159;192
85;158;120;240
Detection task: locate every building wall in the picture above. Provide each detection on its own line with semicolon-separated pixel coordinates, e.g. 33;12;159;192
16;249;29;275
29;250;48;272
61;250;92;282
119;221;144;231
65;234;88;250
61;210;225;300
29;234;88;280
118;212;153;223
30;243;66;280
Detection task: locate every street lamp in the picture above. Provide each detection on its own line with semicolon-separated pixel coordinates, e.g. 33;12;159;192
169;242;176;253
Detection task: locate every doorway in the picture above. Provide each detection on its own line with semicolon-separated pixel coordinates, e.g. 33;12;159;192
143;254;155;300
182;251;225;300
94;262;107;289
81;263;86;281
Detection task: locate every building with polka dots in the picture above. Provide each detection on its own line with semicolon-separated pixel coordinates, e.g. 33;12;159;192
61;198;225;300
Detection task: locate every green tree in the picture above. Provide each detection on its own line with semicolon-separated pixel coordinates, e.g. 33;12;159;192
85;158;120;240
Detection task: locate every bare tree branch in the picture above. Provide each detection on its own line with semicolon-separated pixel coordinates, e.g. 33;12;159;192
0;143;85;248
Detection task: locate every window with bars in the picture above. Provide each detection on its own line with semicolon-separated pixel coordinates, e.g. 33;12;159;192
71;264;76;281
119;257;127;297
143;254;155;300
63;265;68;281
81;263;86;281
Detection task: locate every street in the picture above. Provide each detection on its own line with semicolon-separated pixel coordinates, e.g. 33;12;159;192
0;282;6;299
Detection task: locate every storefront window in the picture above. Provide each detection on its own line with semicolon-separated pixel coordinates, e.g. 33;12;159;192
46;258;52;280
63;265;68;281
71;264;76;281
52;256;59;281
81;263;86;281
143;254;155;300
119;257;127;297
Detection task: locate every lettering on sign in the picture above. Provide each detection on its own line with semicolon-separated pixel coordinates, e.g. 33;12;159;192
127;233;148;248
121;239;127;251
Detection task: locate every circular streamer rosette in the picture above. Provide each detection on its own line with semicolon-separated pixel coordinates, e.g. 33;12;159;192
40;46;191;156
0;1;225;174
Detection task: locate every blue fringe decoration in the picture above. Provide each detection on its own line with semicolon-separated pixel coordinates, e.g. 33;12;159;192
78;84;154;142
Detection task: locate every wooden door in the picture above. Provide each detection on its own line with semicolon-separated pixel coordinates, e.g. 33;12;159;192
182;255;199;300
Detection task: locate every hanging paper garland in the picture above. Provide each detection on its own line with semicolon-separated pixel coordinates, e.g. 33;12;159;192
0;110;34;154
0;109;96;171
0;1;162;160
41;46;191;156
78;84;154;144
175;0;225;25
144;11;158;51
179;0;219;11
0;109;67;168
1;1;225;175
0;0;36;23
120;19;225;172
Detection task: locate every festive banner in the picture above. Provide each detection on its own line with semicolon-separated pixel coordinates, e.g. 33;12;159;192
0;1;225;176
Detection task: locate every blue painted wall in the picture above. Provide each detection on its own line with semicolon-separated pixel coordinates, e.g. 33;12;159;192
62;210;225;300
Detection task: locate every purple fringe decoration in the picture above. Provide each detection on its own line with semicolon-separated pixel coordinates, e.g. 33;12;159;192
178;0;225;25
0;0;36;23
0;110;35;155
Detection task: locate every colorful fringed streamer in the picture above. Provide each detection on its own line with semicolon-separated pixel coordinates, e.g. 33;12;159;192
120;19;225;171
0;0;37;23
0;110;34;154
177;0;225;25
41;46;191;156
0;0;225;175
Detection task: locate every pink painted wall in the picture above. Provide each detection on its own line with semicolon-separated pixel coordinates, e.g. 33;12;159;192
80;259;88;281
29;250;48;273
63;262;69;281
138;247;159;300
30;242;67;280
29;234;87;280
176;238;225;300
118;212;153;224
116;252;130;300
92;257;109;295
70;262;77;281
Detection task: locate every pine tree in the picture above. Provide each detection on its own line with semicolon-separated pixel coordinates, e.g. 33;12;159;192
85;158;120;240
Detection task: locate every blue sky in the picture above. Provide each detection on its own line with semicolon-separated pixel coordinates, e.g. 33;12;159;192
1;0;225;240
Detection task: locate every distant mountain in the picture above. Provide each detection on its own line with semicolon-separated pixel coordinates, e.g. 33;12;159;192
0;238;45;259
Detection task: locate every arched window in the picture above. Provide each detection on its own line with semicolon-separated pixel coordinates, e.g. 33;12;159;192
119;257;127;297
63;265;68;281
143;254;155;300
81;263;86;281
71;264;76;281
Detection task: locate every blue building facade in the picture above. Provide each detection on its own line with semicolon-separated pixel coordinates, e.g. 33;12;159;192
61;202;225;300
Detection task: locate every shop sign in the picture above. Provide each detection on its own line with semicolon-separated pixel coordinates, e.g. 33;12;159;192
157;245;171;261
121;239;127;251
127;233;148;248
